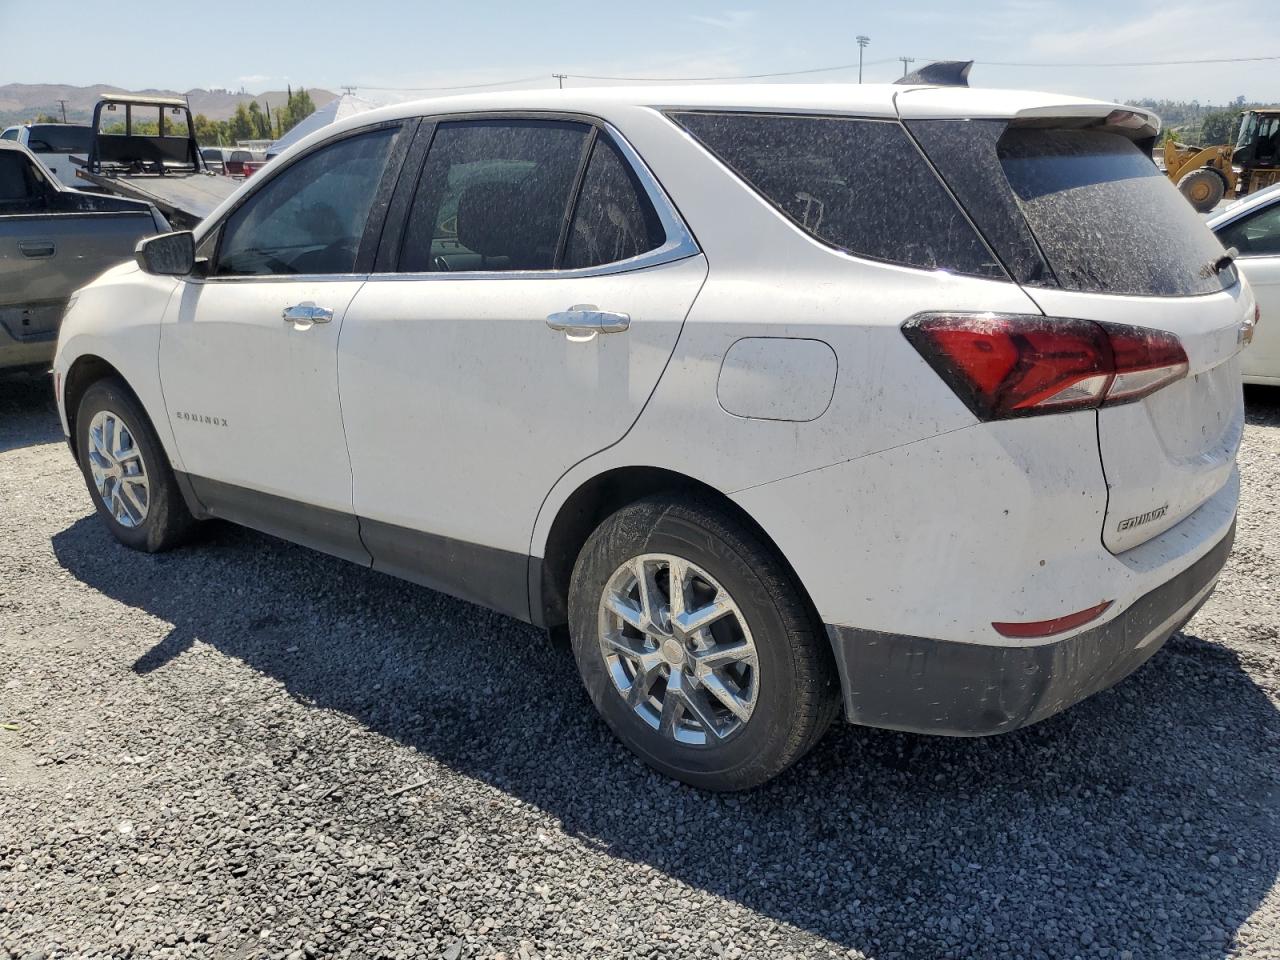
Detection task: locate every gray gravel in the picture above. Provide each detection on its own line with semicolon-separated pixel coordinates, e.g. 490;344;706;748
1;369;1278;960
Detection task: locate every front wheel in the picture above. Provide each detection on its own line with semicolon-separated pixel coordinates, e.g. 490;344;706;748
1177;167;1225;212
76;377;196;552
568;495;839;791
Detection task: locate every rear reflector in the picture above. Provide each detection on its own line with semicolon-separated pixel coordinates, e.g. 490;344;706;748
903;313;1188;420
992;600;1113;639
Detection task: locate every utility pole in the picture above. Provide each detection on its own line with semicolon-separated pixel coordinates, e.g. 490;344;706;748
341;85;356;96
553;73;567;89
57;99;68;123
856;36;871;83
898;57;915;78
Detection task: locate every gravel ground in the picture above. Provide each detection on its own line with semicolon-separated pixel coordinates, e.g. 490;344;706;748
1;370;1278;960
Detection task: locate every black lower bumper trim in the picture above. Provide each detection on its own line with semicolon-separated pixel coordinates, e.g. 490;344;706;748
826;520;1235;736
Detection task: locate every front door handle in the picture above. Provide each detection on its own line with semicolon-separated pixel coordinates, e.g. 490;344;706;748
546;305;630;339
282;302;333;325
18;240;55;259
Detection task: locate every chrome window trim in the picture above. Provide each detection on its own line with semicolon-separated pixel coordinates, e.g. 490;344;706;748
194;113;700;285
187;273;370;286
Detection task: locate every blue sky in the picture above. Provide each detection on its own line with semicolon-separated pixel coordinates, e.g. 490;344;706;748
2;0;1275;104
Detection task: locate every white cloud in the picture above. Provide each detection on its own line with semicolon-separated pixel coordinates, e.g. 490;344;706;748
687;9;758;31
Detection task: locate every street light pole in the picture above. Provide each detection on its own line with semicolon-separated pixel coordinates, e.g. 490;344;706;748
856;36;870;83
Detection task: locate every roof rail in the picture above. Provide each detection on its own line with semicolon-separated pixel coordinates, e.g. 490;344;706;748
896;60;973;87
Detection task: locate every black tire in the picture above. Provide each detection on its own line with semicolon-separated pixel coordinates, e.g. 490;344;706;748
75;377;197;552
568;494;840;791
1177;167;1225;212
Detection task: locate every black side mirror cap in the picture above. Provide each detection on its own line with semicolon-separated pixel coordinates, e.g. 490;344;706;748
135;231;195;276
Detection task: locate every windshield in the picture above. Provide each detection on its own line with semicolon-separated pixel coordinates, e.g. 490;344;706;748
27;125;91;153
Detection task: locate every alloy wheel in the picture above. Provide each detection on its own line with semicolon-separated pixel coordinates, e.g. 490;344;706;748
597;553;759;746
86;410;150;528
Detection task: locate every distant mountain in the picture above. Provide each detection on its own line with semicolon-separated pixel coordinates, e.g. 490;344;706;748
0;83;337;127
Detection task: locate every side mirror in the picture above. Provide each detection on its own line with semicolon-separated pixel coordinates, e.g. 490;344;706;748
135;231;195;276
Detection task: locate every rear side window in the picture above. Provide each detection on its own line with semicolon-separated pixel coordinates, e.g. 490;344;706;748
997;129;1230;296
564;136;665;269
669;111;1004;279
399;120;589;272
1215;200;1280;257
0;151;42;205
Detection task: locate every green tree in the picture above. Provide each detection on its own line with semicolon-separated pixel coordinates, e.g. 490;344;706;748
274;87;317;138
229;103;254;143
193;113;225;146
1201;110;1242;146
247;101;271;139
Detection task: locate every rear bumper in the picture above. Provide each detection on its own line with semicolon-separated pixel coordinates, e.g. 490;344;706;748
827;520;1234;736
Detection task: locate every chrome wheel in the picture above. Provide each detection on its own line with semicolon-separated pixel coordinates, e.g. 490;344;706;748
86;409;149;528
598;554;759;746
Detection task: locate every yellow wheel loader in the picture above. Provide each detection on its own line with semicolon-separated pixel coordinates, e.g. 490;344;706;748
1164;108;1280;212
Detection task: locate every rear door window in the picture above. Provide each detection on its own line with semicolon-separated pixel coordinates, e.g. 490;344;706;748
669;111;1005;279
399;120;590;272
563;135;665;269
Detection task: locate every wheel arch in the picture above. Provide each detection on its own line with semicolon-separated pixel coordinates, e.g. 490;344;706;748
533;465;820;633
63;354;180;478
63;354;133;459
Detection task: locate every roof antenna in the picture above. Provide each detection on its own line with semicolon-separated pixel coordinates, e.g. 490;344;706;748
896;60;973;87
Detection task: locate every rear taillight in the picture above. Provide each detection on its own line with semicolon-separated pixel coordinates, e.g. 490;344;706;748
902;312;1188;420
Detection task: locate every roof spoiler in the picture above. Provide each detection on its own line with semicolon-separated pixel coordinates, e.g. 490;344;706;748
896;60;973;87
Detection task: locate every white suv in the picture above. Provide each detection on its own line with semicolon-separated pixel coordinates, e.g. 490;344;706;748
53;81;1248;790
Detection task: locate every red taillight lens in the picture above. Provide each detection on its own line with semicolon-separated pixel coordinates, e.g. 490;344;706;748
902;313;1189;420
1101;323;1190;403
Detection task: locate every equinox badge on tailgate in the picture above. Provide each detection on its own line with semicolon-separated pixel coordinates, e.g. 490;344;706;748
1118;504;1169;532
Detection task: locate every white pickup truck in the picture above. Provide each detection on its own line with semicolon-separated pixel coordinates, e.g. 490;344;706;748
0;123;93;189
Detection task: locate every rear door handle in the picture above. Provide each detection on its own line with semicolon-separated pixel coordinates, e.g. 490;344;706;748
282;302;333;325
19;240;55;259
546;305;630;338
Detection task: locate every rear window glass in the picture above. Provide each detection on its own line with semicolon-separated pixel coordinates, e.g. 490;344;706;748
27;125;91;153
669;111;1005;279
997;128;1230;296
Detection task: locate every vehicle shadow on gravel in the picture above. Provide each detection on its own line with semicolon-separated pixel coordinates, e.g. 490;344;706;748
0;371;60;453
51;513;1280;960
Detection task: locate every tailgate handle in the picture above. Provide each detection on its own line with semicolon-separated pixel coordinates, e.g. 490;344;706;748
18;240;55;259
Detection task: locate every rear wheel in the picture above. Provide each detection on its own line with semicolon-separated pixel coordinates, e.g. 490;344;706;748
1177;167;1225;212
76;377;196;552
568;495;839;791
